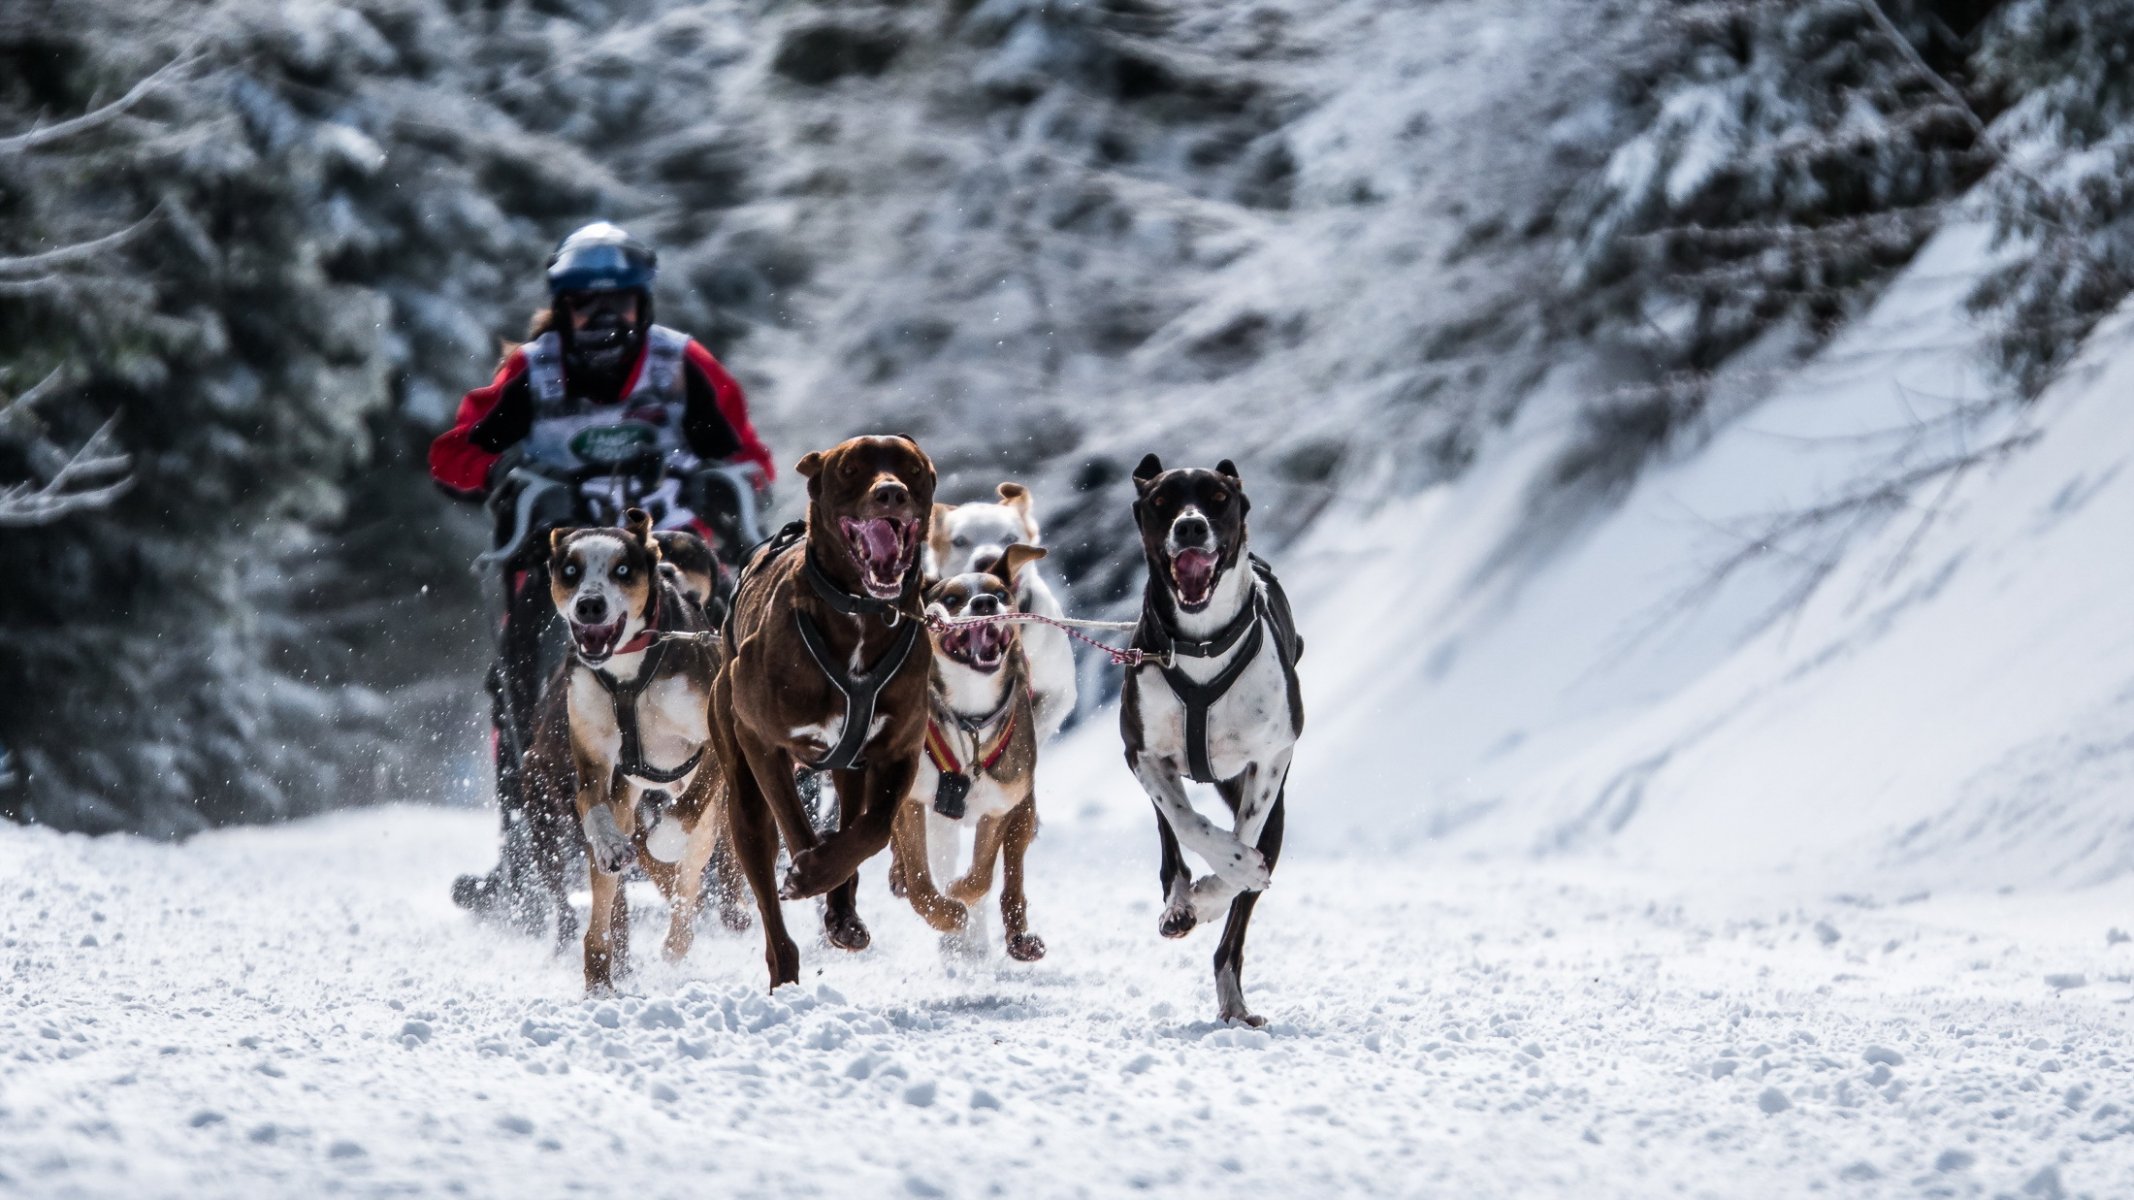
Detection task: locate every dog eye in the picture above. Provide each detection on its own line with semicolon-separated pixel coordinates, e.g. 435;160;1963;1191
1210;489;1229;505
614;564;630;579
561;564;580;581
945;595;964;611
952;535;968;548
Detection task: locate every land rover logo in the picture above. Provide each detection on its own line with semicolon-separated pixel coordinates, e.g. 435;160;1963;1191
570;424;658;465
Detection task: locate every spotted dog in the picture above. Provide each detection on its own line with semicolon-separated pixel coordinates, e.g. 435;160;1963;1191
887;544;1049;960
1120;455;1304;1026
928;483;1077;741
552;510;729;993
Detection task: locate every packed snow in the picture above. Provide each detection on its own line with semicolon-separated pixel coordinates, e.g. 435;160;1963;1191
6;805;2133;1199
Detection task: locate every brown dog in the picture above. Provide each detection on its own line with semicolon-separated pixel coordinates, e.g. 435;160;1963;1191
552;510;728;993
888;545;1048;960
708;435;938;988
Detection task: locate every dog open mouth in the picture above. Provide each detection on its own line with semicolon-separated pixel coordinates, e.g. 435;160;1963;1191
937;622;1011;673
571;617;626;662
840;516;919;600
1170;548;1220;610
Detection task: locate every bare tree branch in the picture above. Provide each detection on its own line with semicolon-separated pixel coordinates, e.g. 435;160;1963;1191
0;209;161;276
0;51;199;156
0;414;134;527
0;367;66;427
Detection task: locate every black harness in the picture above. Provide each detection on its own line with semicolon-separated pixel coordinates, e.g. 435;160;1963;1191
1136;555;1303;785
580;589;705;786
734;521;922;773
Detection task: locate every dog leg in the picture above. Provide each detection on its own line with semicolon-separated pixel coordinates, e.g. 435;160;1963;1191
715;703;800;989
887;838;909;899
781;755;915;901
947;813;1005;906
814;767;873;952
661;794;720;963
999;798;1044;962
892;799;966;933
1150;799;1197;939
1192;755;1291;922
1212;789;1286;1028
1129;759;1271;892
582;801;637;877
704;807;752;933
583;861;628;994
532;794;579;955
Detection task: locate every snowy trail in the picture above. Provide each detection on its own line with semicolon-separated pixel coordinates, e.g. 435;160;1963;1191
6;807;2134;1198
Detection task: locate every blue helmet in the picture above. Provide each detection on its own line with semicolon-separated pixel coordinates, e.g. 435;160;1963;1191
545;222;657;296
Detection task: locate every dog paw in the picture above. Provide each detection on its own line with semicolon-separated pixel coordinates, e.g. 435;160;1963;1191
450;871;493;911
583;809;636;876
1220;1008;1267;1029
1158;905;1197;939
1006;933;1046;962
779;851;834;900
823;911;872;953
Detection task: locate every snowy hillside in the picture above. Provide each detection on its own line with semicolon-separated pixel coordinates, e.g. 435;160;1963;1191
1232;215;2134;892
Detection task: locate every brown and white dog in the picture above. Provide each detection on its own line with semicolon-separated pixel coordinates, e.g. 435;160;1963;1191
551;510;728;993
887;546;1048;960
1120;456;1304;1026
708;435;938;989
928;483;1077;741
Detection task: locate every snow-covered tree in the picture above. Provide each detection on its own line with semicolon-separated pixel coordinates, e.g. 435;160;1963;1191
1566;0;1991;382
1967;0;2134;395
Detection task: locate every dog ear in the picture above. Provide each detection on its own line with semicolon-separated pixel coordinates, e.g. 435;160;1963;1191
624;508;657;549
996;481;1031;512
796;450;825;499
1133;454;1164;487
990;542;1047;589
1214;459;1250;515
549;528;570;559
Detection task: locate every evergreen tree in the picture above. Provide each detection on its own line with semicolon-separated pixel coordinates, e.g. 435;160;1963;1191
1968;0;2134;395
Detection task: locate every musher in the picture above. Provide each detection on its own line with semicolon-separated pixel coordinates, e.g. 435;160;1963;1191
433;222;773;924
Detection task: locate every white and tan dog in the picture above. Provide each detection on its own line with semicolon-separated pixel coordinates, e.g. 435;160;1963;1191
550;509;729;993
929;483;1077;741
888;545;1049;961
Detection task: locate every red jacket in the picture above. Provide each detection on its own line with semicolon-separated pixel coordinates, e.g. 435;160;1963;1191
429;335;774;497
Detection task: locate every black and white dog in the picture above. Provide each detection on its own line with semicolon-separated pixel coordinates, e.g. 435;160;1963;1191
1120;454;1304;1026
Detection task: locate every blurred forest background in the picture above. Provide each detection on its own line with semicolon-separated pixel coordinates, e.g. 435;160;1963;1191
3;0;2130;835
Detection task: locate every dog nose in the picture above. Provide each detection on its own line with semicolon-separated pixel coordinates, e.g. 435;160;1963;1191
575;596;608;624
971;594;1002;616
871;480;909;508
1173;514;1211;546
971;545;1003;572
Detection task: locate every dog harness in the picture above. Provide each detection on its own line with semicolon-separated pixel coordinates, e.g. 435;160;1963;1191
1135;556;1303;785
791;546;922;773
582;587;705;786
923;686;1020;820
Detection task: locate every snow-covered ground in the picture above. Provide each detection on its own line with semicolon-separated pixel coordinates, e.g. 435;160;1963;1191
5;805;2132;1199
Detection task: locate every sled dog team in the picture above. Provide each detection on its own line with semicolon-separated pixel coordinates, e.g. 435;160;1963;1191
528;434;1303;1026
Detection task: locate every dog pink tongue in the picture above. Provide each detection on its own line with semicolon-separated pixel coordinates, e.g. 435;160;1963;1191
1174;549;1217;601
850;518;903;571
